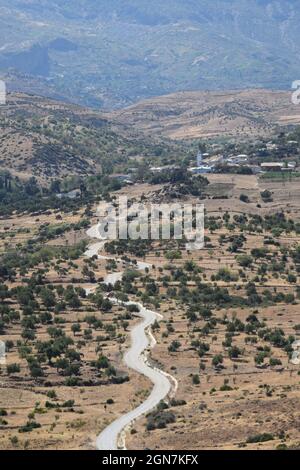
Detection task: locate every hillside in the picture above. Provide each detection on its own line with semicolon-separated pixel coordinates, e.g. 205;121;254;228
109;89;300;140
1;89;300;183
0;1;300;108
0;93;180;182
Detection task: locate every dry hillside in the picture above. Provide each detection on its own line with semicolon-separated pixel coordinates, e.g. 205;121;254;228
0;93;176;182
109;89;300;140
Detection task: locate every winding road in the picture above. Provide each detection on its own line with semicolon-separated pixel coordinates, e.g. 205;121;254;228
84;224;176;450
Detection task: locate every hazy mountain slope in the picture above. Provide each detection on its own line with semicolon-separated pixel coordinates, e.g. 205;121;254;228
0;1;300;108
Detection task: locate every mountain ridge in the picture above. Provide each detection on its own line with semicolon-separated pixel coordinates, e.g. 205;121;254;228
0;1;300;108
109;88;300;140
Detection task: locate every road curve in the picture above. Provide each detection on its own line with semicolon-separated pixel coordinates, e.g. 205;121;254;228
84;224;176;450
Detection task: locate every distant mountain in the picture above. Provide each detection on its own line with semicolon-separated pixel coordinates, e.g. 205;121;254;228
0;1;300;108
48;38;78;53
0;45;50;76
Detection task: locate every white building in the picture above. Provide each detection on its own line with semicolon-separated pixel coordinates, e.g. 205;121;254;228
227;154;249;164
188;150;214;174
150;165;180;173
189;165;213;174
197;151;203;167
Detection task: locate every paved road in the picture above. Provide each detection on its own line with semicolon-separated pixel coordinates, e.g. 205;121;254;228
96;302;172;450
84;223;175;450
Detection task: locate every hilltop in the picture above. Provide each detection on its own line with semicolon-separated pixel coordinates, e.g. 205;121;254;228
1;89;300;183
0;93;181;182
110;89;300;140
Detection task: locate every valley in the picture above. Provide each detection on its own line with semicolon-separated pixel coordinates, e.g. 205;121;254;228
1;169;300;450
1;88;300;451
1;0;300;458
